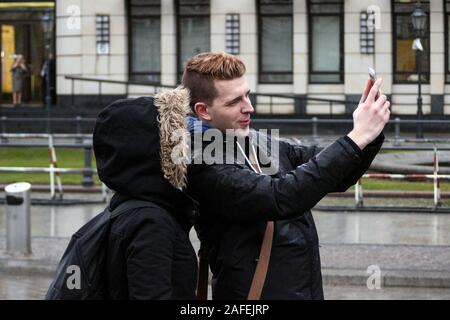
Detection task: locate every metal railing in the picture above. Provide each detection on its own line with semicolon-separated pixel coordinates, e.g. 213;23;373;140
0;133;102;200
65;75;353;116
355;148;449;208
1;132;449;205
248;92;352;116
0;115;96;136
2;115;450;142
65;75;177;109
253;118;450;142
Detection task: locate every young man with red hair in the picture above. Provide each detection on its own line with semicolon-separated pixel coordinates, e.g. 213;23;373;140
184;52;389;300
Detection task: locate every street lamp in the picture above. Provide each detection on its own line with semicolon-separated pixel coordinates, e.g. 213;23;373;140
411;1;427;139
41;11;54;133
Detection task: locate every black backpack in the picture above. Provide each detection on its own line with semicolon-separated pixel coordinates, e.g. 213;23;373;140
45;199;156;300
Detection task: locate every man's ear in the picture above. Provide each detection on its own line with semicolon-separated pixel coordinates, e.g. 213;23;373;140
194;102;212;121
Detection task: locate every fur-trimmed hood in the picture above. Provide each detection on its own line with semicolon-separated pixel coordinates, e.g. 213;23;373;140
154;87;191;189
93;87;193;215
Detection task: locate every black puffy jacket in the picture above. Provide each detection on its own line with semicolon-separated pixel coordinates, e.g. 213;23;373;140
93;88;198;299
187;131;383;300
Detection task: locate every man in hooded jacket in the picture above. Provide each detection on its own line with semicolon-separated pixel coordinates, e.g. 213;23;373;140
93;87;198;299
183;52;389;300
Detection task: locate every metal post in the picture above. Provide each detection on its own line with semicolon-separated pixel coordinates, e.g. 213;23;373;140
433;148;441;207
394;117;401;146
5;182;31;255
355;178;364;207
48;134;63;200
416;50;423;139
312;117;318;140
82;146;94;187
1;116;8;143
49;163;55;199
76;116;83;144
45;58;52;134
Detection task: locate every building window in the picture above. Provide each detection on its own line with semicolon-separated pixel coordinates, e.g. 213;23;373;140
127;0;161;83
96;15;110;55
258;0;293;84
445;1;450;83
226;14;240;55
176;0;210;79
360;11;375;54
392;0;430;83
308;0;344;84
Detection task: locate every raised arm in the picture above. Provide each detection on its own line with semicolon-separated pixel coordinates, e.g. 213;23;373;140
188;137;366;223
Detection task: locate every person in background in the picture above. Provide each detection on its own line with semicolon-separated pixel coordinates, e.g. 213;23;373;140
10;54;28;106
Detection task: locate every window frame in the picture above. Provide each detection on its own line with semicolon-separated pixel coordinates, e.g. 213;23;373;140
127;0;162;84
391;0;430;84
257;0;294;84
175;0;211;81
307;0;345;84
445;1;450;83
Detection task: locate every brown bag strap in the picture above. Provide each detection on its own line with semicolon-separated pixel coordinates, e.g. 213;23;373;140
247;144;274;300
196;244;209;300
247;221;274;300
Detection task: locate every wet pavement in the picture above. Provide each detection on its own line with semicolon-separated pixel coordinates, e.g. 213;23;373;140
1;197;449;245
314;211;450;246
2;272;450;300
1;195;450;300
0;272;53;300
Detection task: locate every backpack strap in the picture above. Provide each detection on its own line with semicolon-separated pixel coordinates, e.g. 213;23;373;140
196;242;209;300
108;199;158;219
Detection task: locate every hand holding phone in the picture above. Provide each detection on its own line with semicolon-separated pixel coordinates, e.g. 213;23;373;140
368;67;380;100
349;68;390;150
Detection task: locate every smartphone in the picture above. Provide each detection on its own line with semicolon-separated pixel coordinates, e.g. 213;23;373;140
368;67;380;99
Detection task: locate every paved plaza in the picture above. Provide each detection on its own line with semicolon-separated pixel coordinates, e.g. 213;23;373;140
1;194;449;300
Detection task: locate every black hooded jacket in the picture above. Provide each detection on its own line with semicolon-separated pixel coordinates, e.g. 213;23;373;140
93;90;198;300
187;129;384;300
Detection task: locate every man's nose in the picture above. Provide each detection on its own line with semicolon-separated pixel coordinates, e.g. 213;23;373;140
243;98;254;114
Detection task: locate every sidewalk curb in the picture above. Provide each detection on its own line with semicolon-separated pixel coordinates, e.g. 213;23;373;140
322;268;450;288
1;258;450;289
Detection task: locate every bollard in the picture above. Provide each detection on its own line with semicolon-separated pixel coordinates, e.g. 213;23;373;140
5;182;31;255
